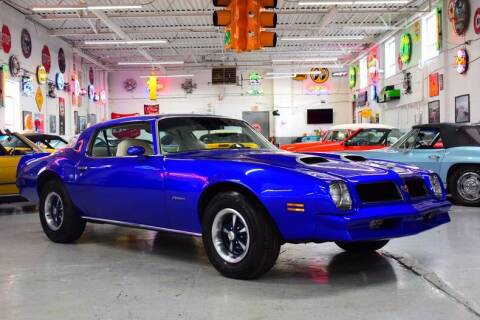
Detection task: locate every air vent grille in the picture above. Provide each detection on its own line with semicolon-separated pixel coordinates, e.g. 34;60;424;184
212;67;237;84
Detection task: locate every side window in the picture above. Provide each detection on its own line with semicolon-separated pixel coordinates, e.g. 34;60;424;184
90;122;154;157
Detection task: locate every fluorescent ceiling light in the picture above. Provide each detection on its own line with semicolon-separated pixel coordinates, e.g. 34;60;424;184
118;61;184;65
139;74;194;78
298;1;409;5
272;57;338;62
281;36;365;41
85;40;167;45
267;68;345;76
32;5;142;11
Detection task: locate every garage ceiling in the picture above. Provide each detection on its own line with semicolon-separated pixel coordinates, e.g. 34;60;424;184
5;0;434;70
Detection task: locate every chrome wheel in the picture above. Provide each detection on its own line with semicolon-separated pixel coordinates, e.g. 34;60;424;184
457;172;480;202
44;192;64;231
211;208;250;263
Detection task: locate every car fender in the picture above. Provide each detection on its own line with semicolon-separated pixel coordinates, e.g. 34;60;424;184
440;147;480;183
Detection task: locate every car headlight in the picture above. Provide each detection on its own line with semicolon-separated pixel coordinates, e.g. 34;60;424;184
429;174;443;199
329;181;352;210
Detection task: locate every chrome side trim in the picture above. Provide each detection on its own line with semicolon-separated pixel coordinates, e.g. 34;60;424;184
81;216;202;237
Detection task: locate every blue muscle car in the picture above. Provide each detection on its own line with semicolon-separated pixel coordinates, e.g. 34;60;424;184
16;115;451;279
346;123;480;206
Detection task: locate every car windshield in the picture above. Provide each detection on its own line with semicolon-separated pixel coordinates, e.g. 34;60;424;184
158;117;274;154
28;136;68;149
322;129;350;142
391;128;442;149
347;129;401;146
0;134;31;149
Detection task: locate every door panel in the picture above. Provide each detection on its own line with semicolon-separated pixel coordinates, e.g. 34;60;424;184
73;156;167;227
0;156;21;196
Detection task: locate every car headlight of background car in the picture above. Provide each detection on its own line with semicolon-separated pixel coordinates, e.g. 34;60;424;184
329;181;352;210
428;173;443;199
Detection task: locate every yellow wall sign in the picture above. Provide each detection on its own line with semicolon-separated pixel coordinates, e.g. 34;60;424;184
35;86;44;111
361;108;372;118
37;65;47;84
310;67;329;84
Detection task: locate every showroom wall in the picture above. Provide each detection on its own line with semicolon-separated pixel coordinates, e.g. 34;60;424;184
350;0;480;130
109;68;351;140
0;3;108;137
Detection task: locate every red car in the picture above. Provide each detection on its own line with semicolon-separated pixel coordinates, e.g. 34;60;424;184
281;124;402;153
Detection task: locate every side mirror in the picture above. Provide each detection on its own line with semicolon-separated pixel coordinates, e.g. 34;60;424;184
127;145;146;156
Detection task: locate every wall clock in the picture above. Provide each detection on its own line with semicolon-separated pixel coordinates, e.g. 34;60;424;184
37;65;47;84
453;0;469;35
310;67;329;84
9;55;20;77
21;29;32;59
456;48;468;74
400;33;412;64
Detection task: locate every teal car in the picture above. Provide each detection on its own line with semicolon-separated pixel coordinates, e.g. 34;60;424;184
343;123;480;206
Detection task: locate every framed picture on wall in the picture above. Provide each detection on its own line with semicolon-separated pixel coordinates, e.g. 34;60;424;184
455;94;470;123
428;100;440;124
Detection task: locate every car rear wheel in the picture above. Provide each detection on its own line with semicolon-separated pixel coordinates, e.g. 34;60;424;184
39;180;86;243
202;191;281;279
449;166;480;206
335;240;389;253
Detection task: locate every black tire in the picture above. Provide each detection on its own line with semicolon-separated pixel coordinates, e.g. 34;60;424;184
335;240;389;253
39;180;86;243
202;191;281;280
448;165;480;206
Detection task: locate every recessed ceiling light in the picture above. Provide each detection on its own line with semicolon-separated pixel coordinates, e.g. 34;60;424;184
85;40;167;45
32;5;142;11
281;36;365;41
118;61;185;65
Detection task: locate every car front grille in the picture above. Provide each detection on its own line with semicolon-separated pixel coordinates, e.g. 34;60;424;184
356;182;403;204
405;178;428;198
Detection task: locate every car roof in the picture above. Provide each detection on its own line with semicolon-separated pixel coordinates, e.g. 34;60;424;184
329;123;394;130
412;122;480;148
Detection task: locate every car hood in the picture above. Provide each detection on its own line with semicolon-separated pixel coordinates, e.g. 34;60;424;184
170;149;419;180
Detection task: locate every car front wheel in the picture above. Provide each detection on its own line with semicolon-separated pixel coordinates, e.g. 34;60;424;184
335;240;389;253
39;180;86;243
202;191;281;279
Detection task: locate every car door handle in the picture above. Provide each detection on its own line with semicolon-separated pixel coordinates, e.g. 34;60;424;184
77;166;88;171
428;155;441;160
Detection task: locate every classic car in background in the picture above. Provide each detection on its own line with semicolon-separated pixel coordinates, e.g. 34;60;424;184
348;123;480;206
22;133;68;152
17;115;450;279
0;130;48;203
281;124;402;153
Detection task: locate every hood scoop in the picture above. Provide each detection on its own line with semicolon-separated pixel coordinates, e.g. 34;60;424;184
342;154;367;162
298;156;329;165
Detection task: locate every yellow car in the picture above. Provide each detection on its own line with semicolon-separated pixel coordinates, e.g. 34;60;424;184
0;130;46;203
199;131;259;149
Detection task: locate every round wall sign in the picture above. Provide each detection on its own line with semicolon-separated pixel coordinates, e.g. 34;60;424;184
42;45;51;73
21;29;32;59
456;48;469;74
58;48;66;73
348;66;356;88
2;25;11;54
56;72;65;90
310;67;329;84
474;8;480;34
9;55;20;77
453;0;469;35
89;67;94;85
400;33;412;64
37;65;47;84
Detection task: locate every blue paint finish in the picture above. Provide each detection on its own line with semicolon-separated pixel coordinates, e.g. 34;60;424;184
17;115;451;243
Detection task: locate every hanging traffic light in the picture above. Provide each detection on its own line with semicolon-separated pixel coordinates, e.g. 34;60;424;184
213;0;277;52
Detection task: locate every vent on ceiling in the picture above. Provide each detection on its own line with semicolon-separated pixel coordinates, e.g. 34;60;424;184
212;67;237;85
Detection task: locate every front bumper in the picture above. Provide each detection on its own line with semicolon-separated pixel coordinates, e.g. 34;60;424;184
314;200;451;242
